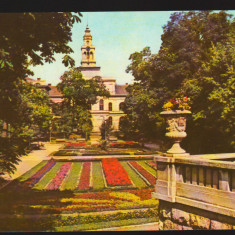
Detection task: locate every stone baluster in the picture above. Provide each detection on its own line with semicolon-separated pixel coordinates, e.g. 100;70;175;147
185;166;191;184
198;167;205;186
232;171;235;192
212;169;219;189
192;166;198;185
206;168;212;188
218;169;230;191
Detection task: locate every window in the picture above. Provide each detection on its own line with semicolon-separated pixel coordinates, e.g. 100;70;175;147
99;99;104;110
119;102;125;111
108;102;112;111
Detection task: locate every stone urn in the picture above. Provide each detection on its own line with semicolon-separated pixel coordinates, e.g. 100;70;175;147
160;110;191;157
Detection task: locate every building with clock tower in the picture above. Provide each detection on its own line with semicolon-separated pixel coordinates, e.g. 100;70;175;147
49;25;129;137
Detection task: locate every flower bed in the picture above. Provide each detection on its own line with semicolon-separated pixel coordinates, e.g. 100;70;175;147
102;158;132;186
110;141;141;148
78;162;91;190
129;161;156;185
47;162;72;190
23;160;56;188
146;160;157;169
65;142;86;149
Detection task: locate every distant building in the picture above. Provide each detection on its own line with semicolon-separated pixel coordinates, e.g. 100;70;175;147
47;25;129;135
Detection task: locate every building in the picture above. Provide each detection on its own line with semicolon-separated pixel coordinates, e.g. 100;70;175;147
49;25;129;135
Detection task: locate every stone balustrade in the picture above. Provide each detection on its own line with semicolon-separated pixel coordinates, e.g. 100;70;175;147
152;153;235;230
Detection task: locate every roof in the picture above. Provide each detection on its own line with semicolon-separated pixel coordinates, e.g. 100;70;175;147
48;86;63;97
115;84;128;95
25;77;34;81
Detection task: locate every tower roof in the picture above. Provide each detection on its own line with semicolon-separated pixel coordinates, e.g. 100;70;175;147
84;25;91;36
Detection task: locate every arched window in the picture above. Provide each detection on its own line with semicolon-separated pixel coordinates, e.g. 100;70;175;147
119;102;125;111
90;52;93;59
108;102;112;111
108;116;112;125
87;52;89;59
99;99;104;110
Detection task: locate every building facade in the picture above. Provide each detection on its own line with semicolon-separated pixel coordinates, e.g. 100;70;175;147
49;25;129;135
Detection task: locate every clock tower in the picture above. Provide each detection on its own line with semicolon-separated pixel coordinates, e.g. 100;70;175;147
81;25;96;67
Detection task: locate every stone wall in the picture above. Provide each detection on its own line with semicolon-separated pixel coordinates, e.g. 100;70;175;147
159;200;235;230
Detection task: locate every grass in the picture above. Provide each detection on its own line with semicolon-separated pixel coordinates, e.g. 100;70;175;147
33;162;64;190
120;161;148;188
63;162;82;190
18;160;48;182
52;217;158;231
92;161;105;190
137;160;157;176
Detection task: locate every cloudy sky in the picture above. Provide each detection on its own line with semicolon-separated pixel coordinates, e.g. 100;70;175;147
29;11;235;85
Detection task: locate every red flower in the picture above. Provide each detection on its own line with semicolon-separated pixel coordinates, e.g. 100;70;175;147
102;158;132;186
78;162;91;190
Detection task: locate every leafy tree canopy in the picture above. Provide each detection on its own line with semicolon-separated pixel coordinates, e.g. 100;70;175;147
56;68;110;137
0;12;82;123
123;10;235;153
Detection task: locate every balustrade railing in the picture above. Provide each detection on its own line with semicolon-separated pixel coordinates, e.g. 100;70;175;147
152;153;235;217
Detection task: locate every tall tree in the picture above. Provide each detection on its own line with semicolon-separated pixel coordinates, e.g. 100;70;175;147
0;12;82;175
56;68;110;138
0;12;82;123
0;81;52;174
123;11;234;153
181;30;235;153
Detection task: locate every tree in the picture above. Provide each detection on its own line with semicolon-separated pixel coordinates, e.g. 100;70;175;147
0;12;82;175
0;81;52;174
123;11;234;153
0;12;82;123
181;30;235;153
56;68;110;138
100;118;113;141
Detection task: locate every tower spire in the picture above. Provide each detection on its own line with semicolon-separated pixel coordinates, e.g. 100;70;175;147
81;25;96;67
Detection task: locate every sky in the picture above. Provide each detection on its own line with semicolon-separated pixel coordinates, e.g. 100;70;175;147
29;11;235;86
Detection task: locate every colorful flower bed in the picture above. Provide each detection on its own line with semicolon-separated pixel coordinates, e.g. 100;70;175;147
47;162;72;190
102;158;132;186
21;159;156;191
129;161;156;185
110;141;141;148
23;160;56;188
78;162;91;190
14;189;158;214
65;142;86;149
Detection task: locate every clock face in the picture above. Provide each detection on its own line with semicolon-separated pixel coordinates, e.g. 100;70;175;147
86;46;90;52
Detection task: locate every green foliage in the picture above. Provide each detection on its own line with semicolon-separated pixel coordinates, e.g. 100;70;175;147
54;217;158;232
182;30;235;153
0;12;82;175
100;118;113;141
123;10;235;154
56;69;110;138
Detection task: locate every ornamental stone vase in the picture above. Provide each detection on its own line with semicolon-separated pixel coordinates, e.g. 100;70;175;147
160;110;191;157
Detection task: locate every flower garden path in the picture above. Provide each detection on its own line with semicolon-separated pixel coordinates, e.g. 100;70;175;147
2;142;63;182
